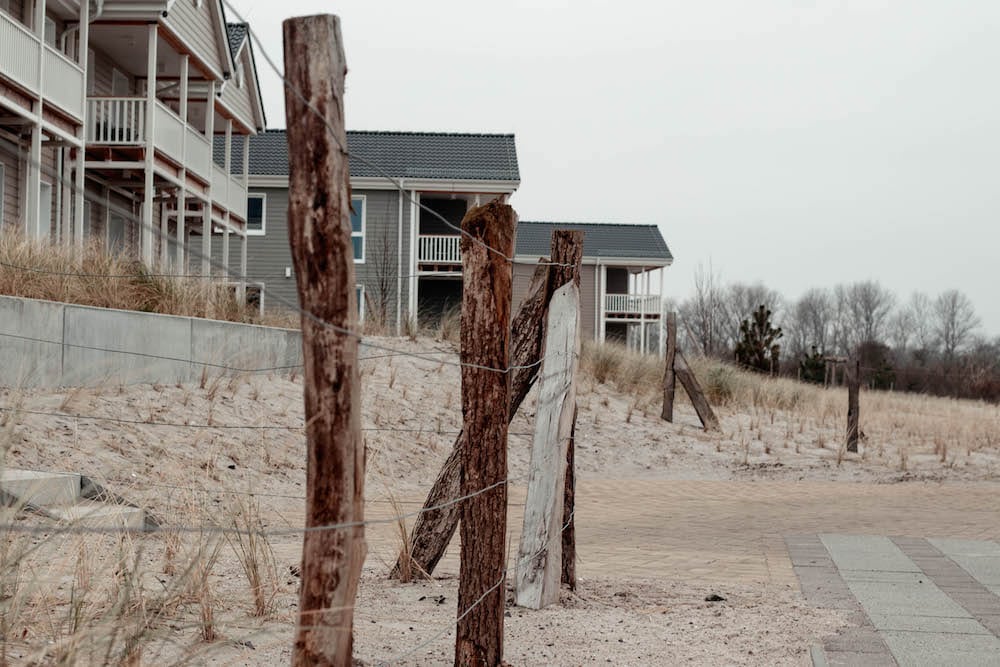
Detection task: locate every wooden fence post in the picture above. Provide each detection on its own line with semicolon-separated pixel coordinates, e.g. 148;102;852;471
847;358;860;453
661;312;677;422
455;201;515;666
283;15;364;667
674;351;721;432
515;281;581;609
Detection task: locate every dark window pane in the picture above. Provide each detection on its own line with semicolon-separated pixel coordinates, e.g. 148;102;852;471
247;196;264;231
352;235;363;260
350;196;363;232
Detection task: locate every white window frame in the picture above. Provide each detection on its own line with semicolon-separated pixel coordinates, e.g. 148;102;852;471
356;284;365;322
246;192;266;236
351;194;365;264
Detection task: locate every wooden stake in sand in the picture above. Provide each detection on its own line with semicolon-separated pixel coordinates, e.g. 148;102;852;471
661;311;678;422
455;201;515;666
283;14;365;666
516;281;581;609
847;357;861;453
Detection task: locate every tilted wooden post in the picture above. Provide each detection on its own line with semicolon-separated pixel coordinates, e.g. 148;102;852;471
674;351;721;432
515;281;581;609
661;312;677;422
391;261;550;579
455;201;515;666
547;231;584;589
846;357;860;453
284;15;365;667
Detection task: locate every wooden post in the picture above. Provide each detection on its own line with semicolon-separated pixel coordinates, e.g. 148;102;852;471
661;312;677;421
548;231;584;590
515;281;581;609
392;230;583;580
284;15;365;667
674;351;720;432
846;357;860;453
455;200;514;667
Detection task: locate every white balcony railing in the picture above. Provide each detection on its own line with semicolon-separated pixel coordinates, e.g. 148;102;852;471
42;46;84;119
88;97;146;143
1;12;85;120
605;294;661;316
184;124;212;178
211;164;248;220
0;12;40;94
418;235;461;265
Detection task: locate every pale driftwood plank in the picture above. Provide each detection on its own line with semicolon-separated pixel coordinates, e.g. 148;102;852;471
515;281;581;610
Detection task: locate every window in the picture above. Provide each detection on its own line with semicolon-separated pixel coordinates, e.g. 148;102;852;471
43;17;56;47
236;63;245;90
356;285;365;322
246;193;265;235
350;194;365;262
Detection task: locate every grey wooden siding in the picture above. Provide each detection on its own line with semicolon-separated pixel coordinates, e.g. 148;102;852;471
512;261;597;341
213;187;406;323
90;46;134;96
163;0;226;77
218;48;255;130
0;148;20;231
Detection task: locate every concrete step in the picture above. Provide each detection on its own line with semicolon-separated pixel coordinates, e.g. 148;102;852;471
48;500;146;531
1;469;81;506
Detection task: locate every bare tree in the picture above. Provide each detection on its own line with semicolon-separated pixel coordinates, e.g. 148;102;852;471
844;280;895;347
365;229;397;331
933;289;981;359
786;287;833;358
905;291;935;352
887;307;914;354
679;262;726;356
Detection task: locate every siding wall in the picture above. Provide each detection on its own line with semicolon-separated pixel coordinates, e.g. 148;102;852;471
89;46;134;96
512;261;597;342
163;0;227;78
0;143;20;231
218;47;255;131
213;187;407;323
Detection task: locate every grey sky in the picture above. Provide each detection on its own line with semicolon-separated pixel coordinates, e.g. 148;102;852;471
230;1;1000;336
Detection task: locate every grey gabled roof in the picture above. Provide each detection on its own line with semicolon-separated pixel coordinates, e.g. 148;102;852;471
221;129;520;182
515;222;673;263
226;23;248;59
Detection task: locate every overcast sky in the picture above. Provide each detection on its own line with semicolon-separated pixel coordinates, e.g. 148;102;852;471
229;1;1000;337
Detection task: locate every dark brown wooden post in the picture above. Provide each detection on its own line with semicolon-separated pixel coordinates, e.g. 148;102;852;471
846;358;860;453
661;312;677;421
674;351;721;432
549;231;583;590
455;201;515;666
283;14;364;667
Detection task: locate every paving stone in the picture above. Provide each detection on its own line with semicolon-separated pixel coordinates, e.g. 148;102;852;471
821;535;921;573
846;581;971;619
881;631;1000;667
824;627;891;653
867;613;990;635
839;570;927;584
822;650;898;666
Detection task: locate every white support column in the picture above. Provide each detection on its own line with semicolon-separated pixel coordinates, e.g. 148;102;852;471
222;218;230;274
140;23;157;265
201;80;215;277
639;267;648;355
222;119;232;279
598;263;607;343
74;0;88;251
659;267;666;358
159;200;168;268
25;123;42;238
59;149;70;244
238;230;247;304
408;189;419;326
175;54;189;275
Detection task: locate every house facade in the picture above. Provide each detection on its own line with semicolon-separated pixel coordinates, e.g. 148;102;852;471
0;0;265;292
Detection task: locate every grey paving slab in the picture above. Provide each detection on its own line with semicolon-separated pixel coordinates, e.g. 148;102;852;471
824;628;894;653
821;535;921;573
822;651;898;667
881;631;1000;667
929;538;1000;593
867;613;991;634
839;570;928;584
845;580;971;619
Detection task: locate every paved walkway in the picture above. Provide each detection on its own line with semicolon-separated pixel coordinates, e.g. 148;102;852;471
791;534;1000;666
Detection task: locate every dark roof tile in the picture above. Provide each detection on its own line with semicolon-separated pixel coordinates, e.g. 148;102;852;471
515;221;673;262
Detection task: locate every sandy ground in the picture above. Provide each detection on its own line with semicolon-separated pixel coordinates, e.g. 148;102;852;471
1;336;997;664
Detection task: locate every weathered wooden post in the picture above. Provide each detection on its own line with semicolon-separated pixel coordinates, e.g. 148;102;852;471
515;280;581;609
674;351;721;432
846;357;860;453
455;201;515;666
283;15;365;667
661;312;677;422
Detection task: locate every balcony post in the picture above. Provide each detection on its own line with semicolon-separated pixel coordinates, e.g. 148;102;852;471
639;267;647;354
659;268;666;357
175;54;188;274
140;23;157;265
238;230;247;304
74;0;88;250
201;80;215;277
598;262;607;343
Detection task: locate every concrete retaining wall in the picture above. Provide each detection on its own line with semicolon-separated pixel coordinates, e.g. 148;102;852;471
0;295;303;388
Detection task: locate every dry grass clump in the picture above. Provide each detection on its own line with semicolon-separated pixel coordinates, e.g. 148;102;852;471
0;233;259;323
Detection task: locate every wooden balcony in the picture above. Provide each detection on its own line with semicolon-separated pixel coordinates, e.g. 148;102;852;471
605;294;662;319
418;234;462;272
0;10;85;120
